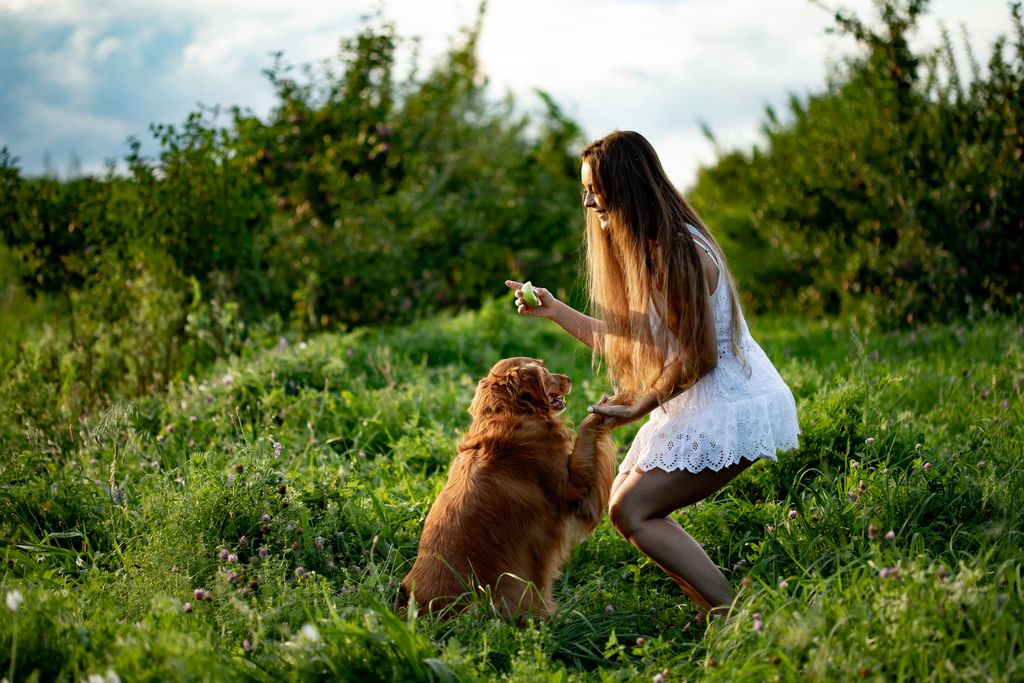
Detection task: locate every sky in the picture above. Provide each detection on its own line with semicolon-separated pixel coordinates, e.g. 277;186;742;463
0;0;1013;190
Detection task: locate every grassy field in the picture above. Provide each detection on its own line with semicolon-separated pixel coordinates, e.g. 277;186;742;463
1;298;1021;682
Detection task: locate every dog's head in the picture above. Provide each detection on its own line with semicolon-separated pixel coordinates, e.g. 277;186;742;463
468;357;571;419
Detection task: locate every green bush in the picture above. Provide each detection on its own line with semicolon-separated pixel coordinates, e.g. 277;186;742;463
692;0;1023;327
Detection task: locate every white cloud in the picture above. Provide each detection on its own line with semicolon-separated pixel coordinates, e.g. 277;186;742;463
0;0;1013;185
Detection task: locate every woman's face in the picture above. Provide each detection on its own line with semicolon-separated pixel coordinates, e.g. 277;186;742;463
580;161;610;230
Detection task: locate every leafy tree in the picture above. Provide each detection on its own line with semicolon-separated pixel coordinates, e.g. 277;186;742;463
692;0;1023;326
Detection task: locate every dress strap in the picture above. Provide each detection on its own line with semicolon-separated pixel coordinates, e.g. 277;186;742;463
685;224;721;270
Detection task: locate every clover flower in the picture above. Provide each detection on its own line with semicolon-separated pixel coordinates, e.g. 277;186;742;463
261;514;272;524
226;571;239;583
868;524;879;540
885;530;896;541
299;623;320;642
753;613;764;632
273;440;283;458
923;462;932;472
295;566;307;579
243;639;252;653
788;509;798;520
865;437;875;444
219;549;229;560
183;602;193;613
258;547;268;558
6;589;23;611
238;535;248;548
227;554;238;563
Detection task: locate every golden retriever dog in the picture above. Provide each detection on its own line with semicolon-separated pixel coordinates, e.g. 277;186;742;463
399;357;617;619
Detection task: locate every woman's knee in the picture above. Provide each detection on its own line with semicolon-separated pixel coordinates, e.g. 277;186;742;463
608;495;639;539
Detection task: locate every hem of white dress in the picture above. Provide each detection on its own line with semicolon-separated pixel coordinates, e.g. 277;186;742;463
618;442;797;476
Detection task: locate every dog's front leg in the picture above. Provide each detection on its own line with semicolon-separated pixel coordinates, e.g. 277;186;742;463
565;413;617;529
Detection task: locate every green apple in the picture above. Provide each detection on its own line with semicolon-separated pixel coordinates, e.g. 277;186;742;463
521;281;542;307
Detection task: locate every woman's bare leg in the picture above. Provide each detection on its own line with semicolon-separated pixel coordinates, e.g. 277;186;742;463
607;460;752;610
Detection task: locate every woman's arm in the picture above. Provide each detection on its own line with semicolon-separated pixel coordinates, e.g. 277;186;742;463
505;280;607;351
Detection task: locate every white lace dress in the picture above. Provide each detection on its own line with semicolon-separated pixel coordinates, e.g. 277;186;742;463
618;228;800;475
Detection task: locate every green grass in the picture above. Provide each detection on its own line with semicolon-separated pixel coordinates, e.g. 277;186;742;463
1;297;1021;682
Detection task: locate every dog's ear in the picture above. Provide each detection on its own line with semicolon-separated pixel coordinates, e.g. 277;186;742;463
510;365;550;414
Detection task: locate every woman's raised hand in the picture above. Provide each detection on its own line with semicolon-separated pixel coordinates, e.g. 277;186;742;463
505;280;557;319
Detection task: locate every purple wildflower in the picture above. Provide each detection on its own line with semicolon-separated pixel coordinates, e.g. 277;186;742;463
865;437;875;444
295;566;307;579
239;535;248;548
183;602;193;613
219;549;229;560
226;571;239;583
227;554;238;563
165;424;174;434
261;514;271;524
868;524;879;540
258;547;268;558
243;639;252;653
788;510;798;520
885;530;896;541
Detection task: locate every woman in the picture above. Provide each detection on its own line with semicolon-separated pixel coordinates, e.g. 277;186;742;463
505;130;799;616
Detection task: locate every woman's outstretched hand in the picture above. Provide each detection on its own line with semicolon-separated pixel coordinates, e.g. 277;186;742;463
505;280;557;319
587;393;658;429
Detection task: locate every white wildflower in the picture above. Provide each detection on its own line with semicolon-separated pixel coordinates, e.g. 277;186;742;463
299;623;320;643
6;589;22;612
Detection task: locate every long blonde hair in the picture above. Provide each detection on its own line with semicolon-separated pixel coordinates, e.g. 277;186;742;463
580;130;745;401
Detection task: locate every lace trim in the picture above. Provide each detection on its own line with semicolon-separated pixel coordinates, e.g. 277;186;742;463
619;387;800;475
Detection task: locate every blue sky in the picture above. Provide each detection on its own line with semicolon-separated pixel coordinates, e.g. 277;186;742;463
0;0;1013;189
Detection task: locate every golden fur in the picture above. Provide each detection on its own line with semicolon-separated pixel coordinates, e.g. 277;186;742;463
399;357;617;619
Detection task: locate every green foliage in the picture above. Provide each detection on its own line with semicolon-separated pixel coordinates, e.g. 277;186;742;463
0;9;584;447
2;300;1022;681
692;0;1024;327
1;2;1023;679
